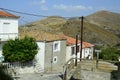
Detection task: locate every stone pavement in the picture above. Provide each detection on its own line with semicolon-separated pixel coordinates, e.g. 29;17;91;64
14;73;63;80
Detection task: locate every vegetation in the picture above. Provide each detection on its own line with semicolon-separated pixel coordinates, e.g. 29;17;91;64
0;64;13;80
99;47;120;61
2;36;38;62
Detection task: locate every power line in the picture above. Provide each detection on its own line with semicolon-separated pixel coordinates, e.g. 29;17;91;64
0;8;82;19
0;8;48;17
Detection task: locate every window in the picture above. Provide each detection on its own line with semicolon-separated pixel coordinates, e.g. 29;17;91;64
53;41;60;52
77;46;80;52
54;43;58;50
3;22;10;24
71;46;80;55
53;56;57;63
71;47;75;55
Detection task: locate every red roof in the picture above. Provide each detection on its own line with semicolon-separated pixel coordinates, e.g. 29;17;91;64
65;36;80;45
0;10;19;18
82;42;94;48
65;36;94;48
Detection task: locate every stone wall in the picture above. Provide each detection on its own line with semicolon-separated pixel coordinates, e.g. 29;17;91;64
44;40;66;72
80;70;111;80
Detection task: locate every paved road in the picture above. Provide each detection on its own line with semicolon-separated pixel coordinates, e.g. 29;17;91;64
14;73;63;80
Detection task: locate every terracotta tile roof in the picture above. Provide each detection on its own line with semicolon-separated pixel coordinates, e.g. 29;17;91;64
0;10;19;18
65;36;94;48
19;29;66;42
65;36;80;45
82;42;94;48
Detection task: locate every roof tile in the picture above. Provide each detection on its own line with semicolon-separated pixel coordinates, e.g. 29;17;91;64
0;10;19;18
65;36;94;48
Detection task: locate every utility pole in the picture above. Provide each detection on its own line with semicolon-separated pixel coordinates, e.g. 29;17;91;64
75;35;78;66
80;16;84;61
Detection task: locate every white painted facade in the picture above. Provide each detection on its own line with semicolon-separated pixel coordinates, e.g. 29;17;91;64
0;17;18;41
66;44;80;62
35;42;45;70
66;44;94;62
0;16;19;62
82;47;94;59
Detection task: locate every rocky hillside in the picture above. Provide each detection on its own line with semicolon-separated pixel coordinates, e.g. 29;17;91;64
61;19;120;46
20;16;66;33
86;10;120;37
19;11;120;47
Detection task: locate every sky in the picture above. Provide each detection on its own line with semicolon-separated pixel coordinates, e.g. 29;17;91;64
0;0;120;25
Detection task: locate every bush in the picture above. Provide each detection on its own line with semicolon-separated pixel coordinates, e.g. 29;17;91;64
99;47;120;61
2;36;38;62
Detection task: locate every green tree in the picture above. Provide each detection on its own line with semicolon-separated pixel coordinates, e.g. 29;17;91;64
99;47;120;61
2;36;38;62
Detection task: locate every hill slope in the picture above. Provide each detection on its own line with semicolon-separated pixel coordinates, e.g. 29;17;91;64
86;10;120;37
20;16;66;33
61;19;120;46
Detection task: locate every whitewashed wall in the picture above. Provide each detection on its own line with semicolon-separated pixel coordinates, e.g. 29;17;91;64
0;17;18;41
0;43;4;62
66;45;94;62
82;47;94;59
66;44;80;62
35;42;45;71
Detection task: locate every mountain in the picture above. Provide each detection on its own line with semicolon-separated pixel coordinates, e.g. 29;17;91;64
19;11;120;47
61;19;120;46
86;10;120;37
20;16;66;33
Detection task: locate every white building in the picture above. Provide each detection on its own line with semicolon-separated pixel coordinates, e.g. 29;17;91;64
0;10;19;62
20;30;66;72
65;36;94;62
0;10;94;73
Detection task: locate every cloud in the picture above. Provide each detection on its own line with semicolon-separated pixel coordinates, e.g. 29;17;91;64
31;0;46;5
30;0;48;11
53;4;93;12
40;0;46;4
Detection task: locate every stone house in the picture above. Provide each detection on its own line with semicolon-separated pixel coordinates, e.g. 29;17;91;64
20;30;66;72
0;10;19;62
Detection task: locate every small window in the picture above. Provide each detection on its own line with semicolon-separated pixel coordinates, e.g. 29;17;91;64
3;22;10;24
53;56;57;63
77;46;80;52
53;41;60;52
71;47;75;55
54;43;58;50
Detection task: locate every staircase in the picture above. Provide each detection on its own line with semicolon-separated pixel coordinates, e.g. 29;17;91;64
34;62;44;73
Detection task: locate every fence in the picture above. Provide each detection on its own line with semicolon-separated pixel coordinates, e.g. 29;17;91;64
2;61;34;68
1;61;35;75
